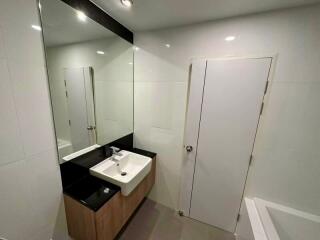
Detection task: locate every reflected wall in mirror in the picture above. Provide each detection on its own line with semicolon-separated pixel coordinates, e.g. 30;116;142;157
40;0;134;163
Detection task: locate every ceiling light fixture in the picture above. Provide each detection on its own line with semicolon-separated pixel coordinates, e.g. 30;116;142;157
225;36;236;41
96;50;105;55
121;0;133;8
77;11;87;22
31;25;42;31
165;44;171;48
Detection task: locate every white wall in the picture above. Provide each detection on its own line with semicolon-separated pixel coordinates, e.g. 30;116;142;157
47;38;134;146
134;5;320;238
0;0;68;239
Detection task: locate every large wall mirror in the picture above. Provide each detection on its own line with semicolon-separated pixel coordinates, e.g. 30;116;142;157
39;0;134;163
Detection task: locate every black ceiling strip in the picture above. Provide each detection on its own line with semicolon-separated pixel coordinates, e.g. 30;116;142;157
60;0;133;43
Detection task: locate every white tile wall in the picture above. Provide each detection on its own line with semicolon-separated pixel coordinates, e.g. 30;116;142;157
134;4;320;240
0;0;68;239
247;82;320;213
0;59;25;166
0;27;6;59
8;60;56;156
134;81;187;208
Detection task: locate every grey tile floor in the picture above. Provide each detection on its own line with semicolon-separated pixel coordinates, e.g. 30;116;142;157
117;199;235;240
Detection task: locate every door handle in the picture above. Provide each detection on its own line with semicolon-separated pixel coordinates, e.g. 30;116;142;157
186;145;193;152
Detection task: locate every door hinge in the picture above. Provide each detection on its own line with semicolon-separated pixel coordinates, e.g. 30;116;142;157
260;102;264;115
68;120;71;126
264;81;269;94
237;213;241;222
249;154;253;166
64;79;67;87
65;91;68;98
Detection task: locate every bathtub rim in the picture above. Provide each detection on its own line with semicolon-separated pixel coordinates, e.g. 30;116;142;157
245;197;320;240
245;198;270;240
57;138;72;149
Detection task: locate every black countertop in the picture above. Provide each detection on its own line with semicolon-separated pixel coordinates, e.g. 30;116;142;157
60;145;156;212
63;175;120;211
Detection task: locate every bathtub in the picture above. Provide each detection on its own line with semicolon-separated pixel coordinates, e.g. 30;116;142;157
245;197;320;240
57;138;73;163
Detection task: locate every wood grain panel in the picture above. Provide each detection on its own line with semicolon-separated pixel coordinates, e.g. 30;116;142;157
95;192;123;240
64;195;97;240
64;156;156;240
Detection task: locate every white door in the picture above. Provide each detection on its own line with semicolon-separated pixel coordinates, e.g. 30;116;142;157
185;58;272;232
64;67;96;151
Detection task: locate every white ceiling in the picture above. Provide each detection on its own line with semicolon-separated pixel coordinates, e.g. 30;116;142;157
92;0;320;31
41;0;115;47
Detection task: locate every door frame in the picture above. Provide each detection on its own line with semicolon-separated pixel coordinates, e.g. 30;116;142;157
178;55;277;222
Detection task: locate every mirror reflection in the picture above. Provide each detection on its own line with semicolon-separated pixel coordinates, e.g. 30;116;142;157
40;0;134;163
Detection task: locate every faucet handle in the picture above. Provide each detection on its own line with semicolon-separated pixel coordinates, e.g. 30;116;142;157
110;146;120;154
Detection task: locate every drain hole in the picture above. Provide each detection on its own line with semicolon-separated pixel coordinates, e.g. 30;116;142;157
121;172;127;176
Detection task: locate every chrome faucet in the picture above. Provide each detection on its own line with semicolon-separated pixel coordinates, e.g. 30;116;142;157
110;146;122;163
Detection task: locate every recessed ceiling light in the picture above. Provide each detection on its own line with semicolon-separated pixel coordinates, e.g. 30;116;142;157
77;11;87;22
96;50;105;55
165;44;171;48
225;36;236;41
31;25;42;31
121;0;133;8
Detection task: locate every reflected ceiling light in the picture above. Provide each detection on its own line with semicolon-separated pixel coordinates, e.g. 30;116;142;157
225;36;236;41
128;62;133;65
96;50;105;55
77;11;87;22
121;0;133;8
133;46;140;51
165;44;171;48
38;2;42;10
31;25;42;31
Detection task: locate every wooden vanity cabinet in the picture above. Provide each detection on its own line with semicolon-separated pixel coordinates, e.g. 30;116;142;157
64;157;156;240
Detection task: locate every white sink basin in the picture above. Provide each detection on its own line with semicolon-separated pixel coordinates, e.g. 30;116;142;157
89;150;152;196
